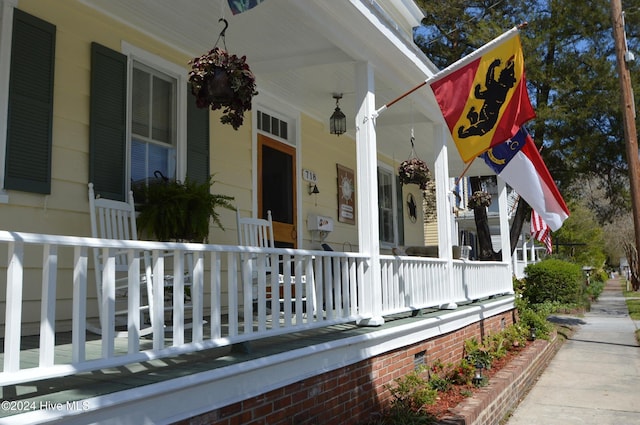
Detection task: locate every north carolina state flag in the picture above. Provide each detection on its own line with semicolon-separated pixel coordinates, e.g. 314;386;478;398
480;127;569;231
430;30;535;163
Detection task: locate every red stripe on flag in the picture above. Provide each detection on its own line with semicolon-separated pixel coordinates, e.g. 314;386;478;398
531;210;552;254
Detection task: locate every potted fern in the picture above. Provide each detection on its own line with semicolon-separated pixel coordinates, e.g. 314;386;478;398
188;47;258;130
136;175;235;243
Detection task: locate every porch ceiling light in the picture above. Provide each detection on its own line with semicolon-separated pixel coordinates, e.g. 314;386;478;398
330;93;346;136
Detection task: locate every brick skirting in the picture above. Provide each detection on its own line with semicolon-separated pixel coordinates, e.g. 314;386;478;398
176;308;535;425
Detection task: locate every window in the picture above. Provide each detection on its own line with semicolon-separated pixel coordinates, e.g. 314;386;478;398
130;61;177;186
377;165;404;246
90;42;208;201
257;110;288;140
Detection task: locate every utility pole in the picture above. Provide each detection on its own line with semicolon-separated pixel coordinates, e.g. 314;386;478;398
611;0;640;288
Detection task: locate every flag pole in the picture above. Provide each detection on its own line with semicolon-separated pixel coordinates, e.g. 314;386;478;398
372;24;526;119
453;158;476;187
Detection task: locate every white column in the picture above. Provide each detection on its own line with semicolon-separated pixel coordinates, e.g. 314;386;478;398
497;179;514;281
434;124;456;309
355;61;383;326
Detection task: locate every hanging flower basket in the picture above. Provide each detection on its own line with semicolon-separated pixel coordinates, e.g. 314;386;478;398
398;157;431;190
188;47;258;130
468;190;492;209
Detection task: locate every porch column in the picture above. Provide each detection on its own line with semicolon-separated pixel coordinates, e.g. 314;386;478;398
433;124;457;309
354;61;384;326
497;179;514;285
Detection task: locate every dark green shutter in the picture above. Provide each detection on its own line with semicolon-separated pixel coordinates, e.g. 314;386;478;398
5;9;56;194
396;176;405;246
186;89;210;184
89;42;127;201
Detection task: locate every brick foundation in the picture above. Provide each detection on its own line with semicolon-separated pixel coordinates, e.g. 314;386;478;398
172;308;561;425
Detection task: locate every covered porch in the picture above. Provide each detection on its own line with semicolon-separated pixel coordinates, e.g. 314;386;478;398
0;0;521;423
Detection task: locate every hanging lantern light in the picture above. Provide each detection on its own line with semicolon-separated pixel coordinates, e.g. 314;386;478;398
330;93;346;136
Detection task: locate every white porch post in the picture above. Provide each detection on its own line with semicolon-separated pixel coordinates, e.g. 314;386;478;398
497;179;514;288
434;124;457;309
355;61;384;326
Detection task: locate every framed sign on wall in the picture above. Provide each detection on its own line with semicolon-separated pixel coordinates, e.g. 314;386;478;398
337;164;355;224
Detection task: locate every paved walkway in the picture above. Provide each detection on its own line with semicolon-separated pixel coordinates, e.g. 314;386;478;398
506;277;640;425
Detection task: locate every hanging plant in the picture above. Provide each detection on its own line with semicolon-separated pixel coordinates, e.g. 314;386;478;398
188;20;257;130
188;47;258;130
468;190;492;209
398;136;431;190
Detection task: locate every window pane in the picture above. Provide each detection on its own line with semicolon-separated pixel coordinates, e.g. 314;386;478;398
152;76;173;143
132;68;149;137
261;112;270;133
377;168;395;244
131;139;147;183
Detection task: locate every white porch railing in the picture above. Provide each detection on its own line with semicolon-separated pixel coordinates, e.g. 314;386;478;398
379;255;513;314
0;231;512;387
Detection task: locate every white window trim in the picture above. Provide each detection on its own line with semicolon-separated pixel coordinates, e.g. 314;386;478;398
377;161;399;248
0;0;18;203
121;41;187;186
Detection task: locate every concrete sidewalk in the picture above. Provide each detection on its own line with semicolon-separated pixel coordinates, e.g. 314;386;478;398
506;278;640;425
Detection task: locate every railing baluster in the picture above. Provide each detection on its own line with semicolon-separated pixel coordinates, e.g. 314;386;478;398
192;252;204;342
4;241;24;373
39;244;57;368
152;250;165;350
227;252;239;337
101;248;116;358
210;252;221;340
72;246;87;363
127;249;141;353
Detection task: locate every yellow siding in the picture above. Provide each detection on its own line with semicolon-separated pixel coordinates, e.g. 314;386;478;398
299;114;358;251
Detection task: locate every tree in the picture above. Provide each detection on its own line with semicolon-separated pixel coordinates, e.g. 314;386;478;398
552;200;606;267
604;213;639;289
414;0;639;259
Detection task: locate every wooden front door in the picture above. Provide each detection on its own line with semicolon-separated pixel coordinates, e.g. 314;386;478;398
258;134;297;248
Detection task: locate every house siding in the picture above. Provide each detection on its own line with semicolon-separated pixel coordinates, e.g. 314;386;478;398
175;310;515;425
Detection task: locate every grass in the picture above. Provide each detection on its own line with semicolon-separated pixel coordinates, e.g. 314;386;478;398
621;279;640;344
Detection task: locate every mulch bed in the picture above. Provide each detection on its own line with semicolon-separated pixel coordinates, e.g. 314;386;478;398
423;347;524;420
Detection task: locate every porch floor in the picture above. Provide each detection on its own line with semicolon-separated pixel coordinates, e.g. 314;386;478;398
0;296;511;421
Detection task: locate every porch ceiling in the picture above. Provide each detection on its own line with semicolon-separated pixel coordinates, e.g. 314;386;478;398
81;0;490;177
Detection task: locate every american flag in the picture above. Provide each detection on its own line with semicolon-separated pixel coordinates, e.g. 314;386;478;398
531;209;552;254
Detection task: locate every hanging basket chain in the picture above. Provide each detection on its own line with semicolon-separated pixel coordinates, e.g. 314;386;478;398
213;18;228;50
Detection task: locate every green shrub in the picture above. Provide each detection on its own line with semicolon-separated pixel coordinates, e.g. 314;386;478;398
384;366;437;415
523;259;583;304
515;297;552;339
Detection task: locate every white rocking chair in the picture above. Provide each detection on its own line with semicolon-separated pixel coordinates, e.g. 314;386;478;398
88;183;196;337
236;210;309;309
88;183;153;337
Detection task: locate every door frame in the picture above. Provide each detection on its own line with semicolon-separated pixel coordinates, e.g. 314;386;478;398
251;100;302;247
